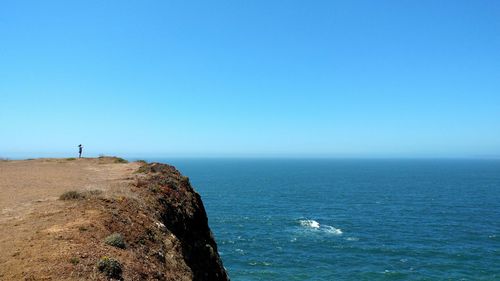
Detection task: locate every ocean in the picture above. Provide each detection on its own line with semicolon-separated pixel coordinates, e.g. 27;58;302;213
145;159;500;280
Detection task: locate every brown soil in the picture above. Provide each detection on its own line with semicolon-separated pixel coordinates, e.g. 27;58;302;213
0;157;139;224
0;158;228;281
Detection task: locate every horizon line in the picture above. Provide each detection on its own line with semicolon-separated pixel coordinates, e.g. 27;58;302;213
2;155;500;161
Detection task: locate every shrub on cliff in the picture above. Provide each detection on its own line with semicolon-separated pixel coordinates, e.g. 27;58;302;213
104;233;126;249
97;256;122;279
69;257;79;265
180;175;190;185
136;165;150;174
114;157;128;164
59;191;84;200
97;156;129;164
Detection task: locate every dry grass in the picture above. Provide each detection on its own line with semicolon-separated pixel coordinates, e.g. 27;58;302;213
59;190;85;200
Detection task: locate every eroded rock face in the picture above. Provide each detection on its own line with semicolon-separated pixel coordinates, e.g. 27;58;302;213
135;163;230;281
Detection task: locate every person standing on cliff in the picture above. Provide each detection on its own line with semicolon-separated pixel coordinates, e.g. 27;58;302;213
78;144;83;158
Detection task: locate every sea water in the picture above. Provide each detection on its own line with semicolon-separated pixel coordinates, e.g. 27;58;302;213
145;159;500;280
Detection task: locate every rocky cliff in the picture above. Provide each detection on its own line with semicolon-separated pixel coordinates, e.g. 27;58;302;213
133;162;230;281
0;158;229;281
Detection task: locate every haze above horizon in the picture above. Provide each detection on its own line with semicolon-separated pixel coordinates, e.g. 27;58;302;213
1;1;499;158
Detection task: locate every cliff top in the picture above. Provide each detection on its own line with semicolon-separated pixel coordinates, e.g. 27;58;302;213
0;157;228;281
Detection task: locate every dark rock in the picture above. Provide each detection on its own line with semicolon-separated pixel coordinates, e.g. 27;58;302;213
138;163;230;281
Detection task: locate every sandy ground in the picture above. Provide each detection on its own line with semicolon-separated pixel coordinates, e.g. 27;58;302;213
0;158;140;280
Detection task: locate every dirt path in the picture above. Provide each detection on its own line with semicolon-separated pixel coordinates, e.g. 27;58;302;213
0;158;140;280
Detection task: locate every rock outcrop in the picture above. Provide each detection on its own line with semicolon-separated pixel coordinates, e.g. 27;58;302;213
0;158;229;281
134;163;229;281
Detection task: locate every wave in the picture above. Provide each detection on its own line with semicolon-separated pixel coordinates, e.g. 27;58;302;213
299;219;320;229
324;225;343;235
298;219;342;235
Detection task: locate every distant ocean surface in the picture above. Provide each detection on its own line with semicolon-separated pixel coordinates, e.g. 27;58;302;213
143;159;500;280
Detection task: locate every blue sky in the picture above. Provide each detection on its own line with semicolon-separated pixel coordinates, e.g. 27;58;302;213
1;0;499;158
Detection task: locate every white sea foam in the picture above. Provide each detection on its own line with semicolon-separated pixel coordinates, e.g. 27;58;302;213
300;219;320;229
298;219;342;235
249;261;272;266
324;225;343;235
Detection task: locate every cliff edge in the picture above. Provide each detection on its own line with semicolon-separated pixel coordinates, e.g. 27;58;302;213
0;157;229;281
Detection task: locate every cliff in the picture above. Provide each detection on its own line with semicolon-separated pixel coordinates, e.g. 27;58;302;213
0;158;229;281
132;162;229;281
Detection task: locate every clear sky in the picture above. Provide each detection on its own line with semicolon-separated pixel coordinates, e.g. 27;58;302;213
1;0;499;158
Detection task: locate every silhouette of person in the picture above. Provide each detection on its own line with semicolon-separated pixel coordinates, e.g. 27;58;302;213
78;144;83;158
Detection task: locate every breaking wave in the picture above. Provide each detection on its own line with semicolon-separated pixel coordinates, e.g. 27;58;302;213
300;219;320;229
298;219;343;235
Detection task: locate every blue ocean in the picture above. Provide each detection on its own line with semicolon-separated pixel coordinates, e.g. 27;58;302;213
147;159;500;280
